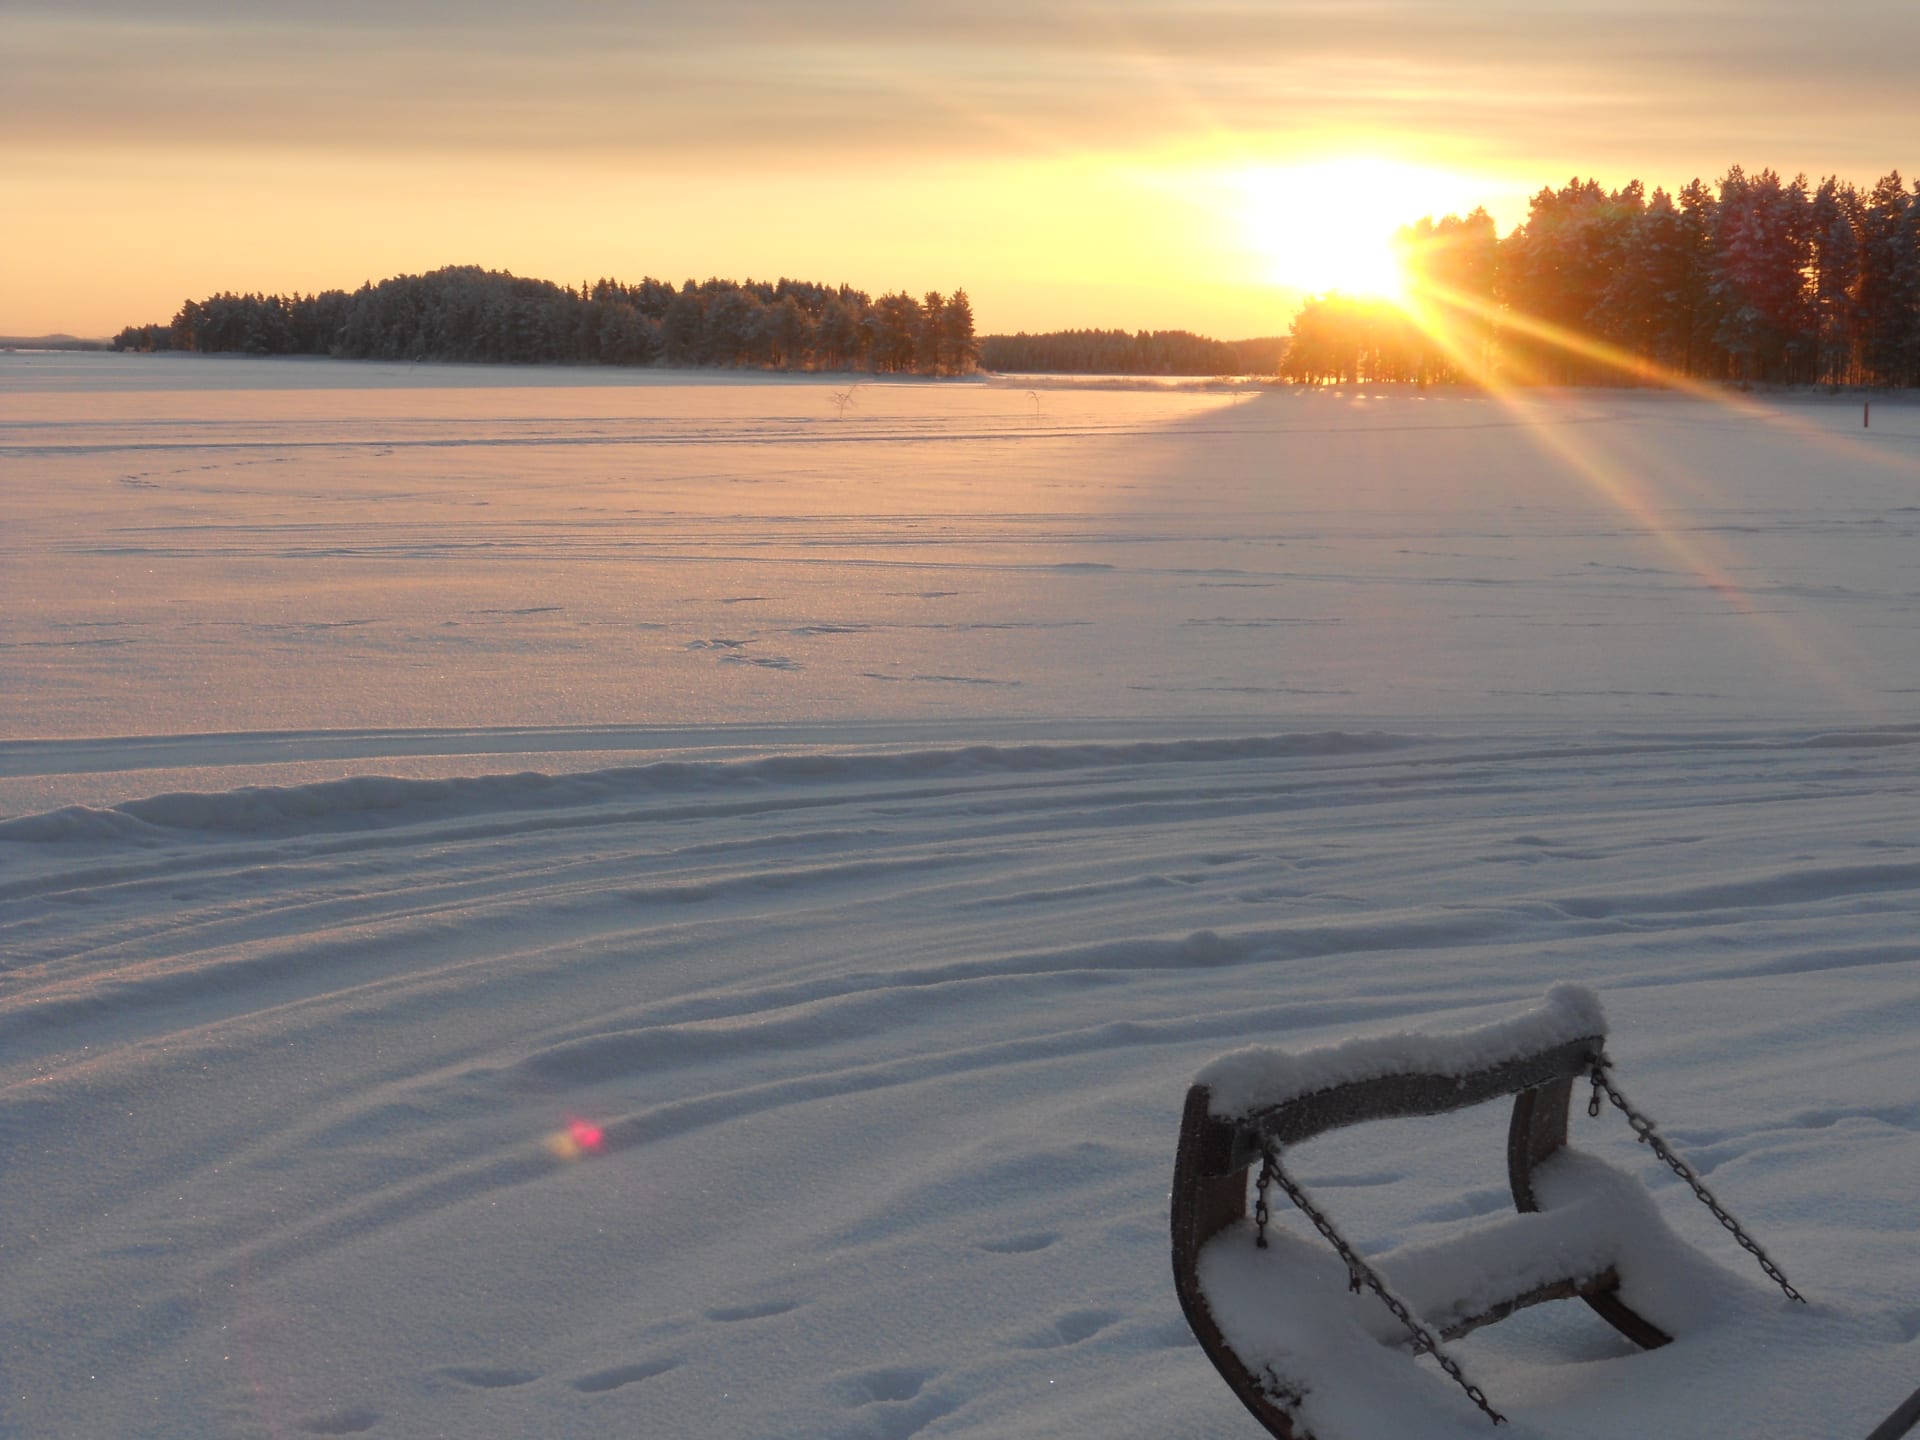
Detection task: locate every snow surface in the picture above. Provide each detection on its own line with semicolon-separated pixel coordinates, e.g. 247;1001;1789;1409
4;353;1920;1439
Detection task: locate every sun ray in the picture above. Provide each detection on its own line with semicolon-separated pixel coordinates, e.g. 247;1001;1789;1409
1388;277;1890;718
1405;277;1920;482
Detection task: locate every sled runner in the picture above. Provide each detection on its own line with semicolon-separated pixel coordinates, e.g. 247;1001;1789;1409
1170;985;1920;1440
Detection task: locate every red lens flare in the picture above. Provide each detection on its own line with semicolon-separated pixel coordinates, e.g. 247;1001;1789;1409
547;1116;608;1160
568;1118;605;1152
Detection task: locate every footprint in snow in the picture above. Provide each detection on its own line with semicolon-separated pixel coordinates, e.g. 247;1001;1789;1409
294;1407;379;1435
721;652;802;671
571;1357;682;1393
437;1365;540;1389
705;1297;802;1322
975;1231;1058;1254
828;1370;959;1440
1014;1308;1123;1349
834;1366;933;1404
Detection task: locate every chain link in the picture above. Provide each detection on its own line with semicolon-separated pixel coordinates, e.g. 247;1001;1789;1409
1254;1148;1274;1249
1259;1141;1507;1427
1588;1057;1806;1305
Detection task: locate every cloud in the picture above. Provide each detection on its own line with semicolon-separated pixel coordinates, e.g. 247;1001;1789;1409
5;0;1917;179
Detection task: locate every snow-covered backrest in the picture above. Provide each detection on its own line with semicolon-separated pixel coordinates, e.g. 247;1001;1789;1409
1194;985;1606;1153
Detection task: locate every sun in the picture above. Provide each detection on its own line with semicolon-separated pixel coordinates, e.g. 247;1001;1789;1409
1236;156;1475;304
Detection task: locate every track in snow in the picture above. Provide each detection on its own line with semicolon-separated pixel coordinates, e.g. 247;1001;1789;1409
6;725;1920;1439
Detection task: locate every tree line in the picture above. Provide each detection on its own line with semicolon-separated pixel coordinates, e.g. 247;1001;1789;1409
979;329;1288;376
113;266;979;375
1283;168;1920;388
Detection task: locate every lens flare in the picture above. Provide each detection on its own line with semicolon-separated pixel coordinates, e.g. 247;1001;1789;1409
547;1116;607;1160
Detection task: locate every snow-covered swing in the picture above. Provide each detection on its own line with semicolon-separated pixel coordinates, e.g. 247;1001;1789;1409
1170;986;1920;1440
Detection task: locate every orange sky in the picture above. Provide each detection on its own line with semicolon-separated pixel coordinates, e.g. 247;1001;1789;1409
6;1;1919;339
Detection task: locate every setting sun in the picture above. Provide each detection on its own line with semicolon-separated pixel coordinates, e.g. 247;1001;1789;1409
1237;157;1486;302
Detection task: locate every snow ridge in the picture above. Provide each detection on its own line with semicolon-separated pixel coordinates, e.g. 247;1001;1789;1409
0;730;1416;842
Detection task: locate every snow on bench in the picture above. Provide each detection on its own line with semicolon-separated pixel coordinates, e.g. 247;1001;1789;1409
1196;984;1608;1120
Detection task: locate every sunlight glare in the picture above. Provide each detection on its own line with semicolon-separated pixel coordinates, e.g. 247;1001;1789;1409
1238;157;1480;302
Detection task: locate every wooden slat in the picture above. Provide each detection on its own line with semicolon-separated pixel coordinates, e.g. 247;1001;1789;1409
1215;1035;1602;1169
1171;1086;1313;1440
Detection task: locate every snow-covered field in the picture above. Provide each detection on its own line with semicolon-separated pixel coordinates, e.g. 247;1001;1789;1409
3;352;1918;1439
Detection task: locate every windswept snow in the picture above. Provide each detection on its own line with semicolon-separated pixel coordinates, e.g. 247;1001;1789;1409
3;354;1919;1440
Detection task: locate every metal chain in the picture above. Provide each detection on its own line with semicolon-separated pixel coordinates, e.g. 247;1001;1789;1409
1254;1147;1275;1248
1588;1057;1806;1305
1258;1141;1507;1427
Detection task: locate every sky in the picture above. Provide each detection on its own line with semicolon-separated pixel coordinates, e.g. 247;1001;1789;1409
5;0;1920;340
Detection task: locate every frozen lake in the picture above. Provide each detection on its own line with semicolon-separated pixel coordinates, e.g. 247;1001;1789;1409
5;352;1917;811
3;354;1919;1440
